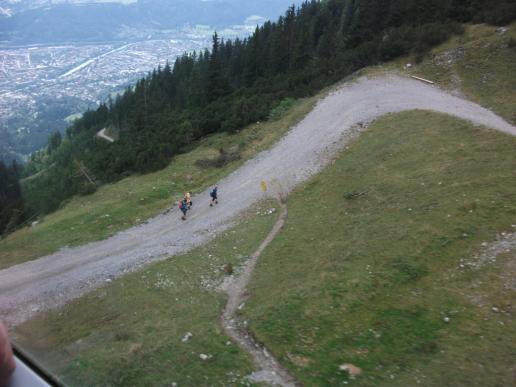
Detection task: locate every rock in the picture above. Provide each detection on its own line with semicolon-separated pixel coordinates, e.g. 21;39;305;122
105;278;112;283
238;302;246;310
339;363;362;378
492;307;500;313
443;317;450;323
496;27;508;35
199;353;211;361
182;332;193;343
31;221;39;227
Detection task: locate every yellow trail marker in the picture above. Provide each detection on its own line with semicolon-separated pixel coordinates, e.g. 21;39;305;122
261;180;267;193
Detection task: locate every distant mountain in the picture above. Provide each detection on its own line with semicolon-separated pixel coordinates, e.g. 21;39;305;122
0;0;303;45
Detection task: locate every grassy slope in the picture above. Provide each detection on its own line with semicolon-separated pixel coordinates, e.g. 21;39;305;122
363;22;516;124
242;111;516;386
0;96;317;269
14;201;279;386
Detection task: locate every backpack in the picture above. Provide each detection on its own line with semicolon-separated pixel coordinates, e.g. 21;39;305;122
210;189;217;198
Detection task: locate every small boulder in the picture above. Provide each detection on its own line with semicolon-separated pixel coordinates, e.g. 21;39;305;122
181;332;193;343
496;27;508;35
339;363;362;378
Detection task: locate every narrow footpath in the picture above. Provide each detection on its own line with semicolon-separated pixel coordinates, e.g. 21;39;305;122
220;200;298;387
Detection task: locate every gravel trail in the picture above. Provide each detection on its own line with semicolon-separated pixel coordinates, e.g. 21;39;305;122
1;75;515;327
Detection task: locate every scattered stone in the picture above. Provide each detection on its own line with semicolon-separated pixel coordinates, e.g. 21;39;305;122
31;221;39;227
105;278;112;283
199;353;211;361
238;302;246;310
339;363;362;378
496;27;508;35
443;317;450;323
492;307;500;313
182;332;193;343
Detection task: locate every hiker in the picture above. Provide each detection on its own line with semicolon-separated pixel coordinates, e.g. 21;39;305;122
0;321;15;387
209;186;218;207
185;192;192;209
179;198;189;220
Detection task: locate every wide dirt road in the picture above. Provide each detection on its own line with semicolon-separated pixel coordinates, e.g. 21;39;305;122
1;75;515;326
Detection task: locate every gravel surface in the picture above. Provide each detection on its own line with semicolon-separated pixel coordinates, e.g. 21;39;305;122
1;75;515;327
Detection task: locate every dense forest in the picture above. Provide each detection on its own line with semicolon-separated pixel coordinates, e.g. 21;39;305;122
3;0;516;234
0;160;24;235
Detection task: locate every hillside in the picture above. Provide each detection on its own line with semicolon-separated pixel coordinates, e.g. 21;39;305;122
3;22;516;386
14;0;515;230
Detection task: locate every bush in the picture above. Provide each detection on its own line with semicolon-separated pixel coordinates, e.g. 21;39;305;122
223;263;233;275
79;182;97;196
195;147;242;169
390;257;428;283
268;98;296;121
379;27;416;61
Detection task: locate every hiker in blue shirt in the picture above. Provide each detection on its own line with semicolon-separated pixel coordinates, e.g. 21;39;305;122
179;198;189;220
210;186;218;207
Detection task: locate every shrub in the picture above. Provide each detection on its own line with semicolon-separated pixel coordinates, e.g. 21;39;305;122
390;257;428;283
79;182;97;196
195;147;242;169
268;98;296;121
223;263;234;275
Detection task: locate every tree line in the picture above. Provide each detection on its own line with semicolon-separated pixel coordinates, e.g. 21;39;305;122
0;160;24;235
4;0;515;232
